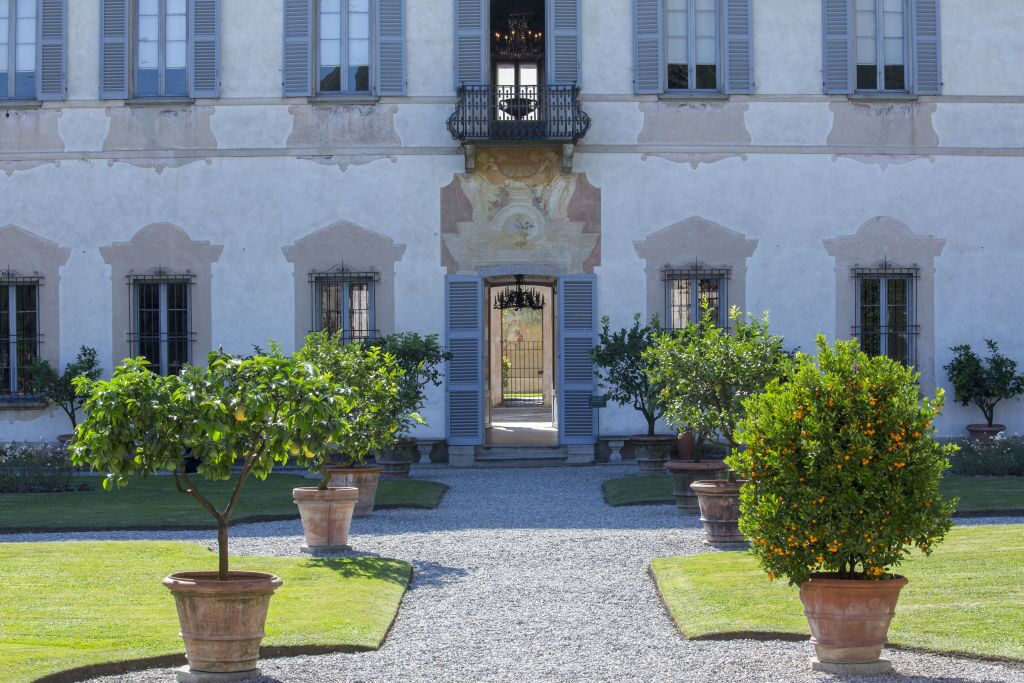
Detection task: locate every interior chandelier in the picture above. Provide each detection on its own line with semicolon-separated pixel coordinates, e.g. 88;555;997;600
494;275;545;311
493;5;543;61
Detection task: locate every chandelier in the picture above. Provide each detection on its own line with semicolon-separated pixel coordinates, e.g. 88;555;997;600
494;275;545;311
494;5;543;62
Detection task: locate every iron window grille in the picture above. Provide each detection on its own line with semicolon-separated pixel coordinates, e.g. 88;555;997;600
662;262;731;330
127;268;195;376
852;261;919;368
309;265;379;344
0;269;42;401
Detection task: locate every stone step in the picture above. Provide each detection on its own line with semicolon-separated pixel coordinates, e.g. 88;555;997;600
474;446;569;467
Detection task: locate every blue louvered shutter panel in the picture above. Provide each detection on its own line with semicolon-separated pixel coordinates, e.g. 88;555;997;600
633;0;662;94
455;0;487;86
100;0;129;99
376;0;405;94
558;275;597;446
446;275;483;446
822;0;852;94
190;0;219;97
37;0;66;100
547;0;580;85
910;0;940;95
283;0;313;96
723;0;752;94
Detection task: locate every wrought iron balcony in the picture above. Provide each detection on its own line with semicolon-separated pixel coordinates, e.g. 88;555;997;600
447;84;591;144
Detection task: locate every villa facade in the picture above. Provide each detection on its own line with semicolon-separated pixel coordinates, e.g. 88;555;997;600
2;0;1023;460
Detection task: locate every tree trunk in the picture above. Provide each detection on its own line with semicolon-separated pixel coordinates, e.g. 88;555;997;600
217;521;229;581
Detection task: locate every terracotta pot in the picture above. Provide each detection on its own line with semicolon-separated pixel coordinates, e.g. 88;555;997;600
690;479;745;545
674;430;696;460
293;486;358;551
800;574;908;666
966;423;1005;442
377;439;418;478
163;571;282;674
327;466;381;517
631;435;675;473
666;460;728;513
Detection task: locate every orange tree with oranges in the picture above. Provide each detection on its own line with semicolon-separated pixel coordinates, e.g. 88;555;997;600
728;336;957;585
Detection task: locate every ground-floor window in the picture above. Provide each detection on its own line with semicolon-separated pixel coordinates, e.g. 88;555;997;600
0;273;39;399
129;274;193;376
663;265;730;329
312;269;377;343
853;264;918;367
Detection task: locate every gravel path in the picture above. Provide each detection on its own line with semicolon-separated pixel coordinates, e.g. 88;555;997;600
8;466;1023;682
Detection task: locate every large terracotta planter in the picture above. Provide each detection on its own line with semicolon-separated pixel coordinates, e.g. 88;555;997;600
691;479;745;546
293;486;358;552
966;423;1004;442
666;461;727;513
673;430;696;460
632;435;675;473
800;574;908;672
377;439;417;478
163;571;282;675
327;466;381;517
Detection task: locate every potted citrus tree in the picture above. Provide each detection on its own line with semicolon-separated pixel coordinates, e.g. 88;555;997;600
731;336;957;675
71;341;368;678
591;314;673;471
645;305;787;532
23;346;102;442
944;340;1024;441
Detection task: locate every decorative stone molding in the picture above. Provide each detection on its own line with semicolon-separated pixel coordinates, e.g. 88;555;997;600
100;224;223;372
633;216;758;323
282;221;406;350
824;216;945;390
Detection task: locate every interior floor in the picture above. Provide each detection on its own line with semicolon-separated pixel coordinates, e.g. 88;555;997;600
485;406;558;447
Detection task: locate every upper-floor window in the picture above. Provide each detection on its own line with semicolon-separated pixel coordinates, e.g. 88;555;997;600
854;0;906;92
0;0;35;99
0;273;40;400
311;268;377;343
664;265;729;330
317;0;370;94
130;273;193;376
853;264;917;367
666;0;718;92
136;0;188;97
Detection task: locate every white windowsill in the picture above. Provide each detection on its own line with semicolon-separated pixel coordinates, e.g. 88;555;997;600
0;100;43;110
308;94;380;105
0;398;49;411
659;92;731;102
125;97;197;107
848;93;919;102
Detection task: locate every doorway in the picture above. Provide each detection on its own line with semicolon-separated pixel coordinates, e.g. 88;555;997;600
485;275;558;447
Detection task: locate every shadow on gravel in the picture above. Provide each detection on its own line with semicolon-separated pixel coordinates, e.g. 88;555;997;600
408;560;470;589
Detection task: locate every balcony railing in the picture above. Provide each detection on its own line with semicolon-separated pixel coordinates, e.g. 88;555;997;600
447;84;591;144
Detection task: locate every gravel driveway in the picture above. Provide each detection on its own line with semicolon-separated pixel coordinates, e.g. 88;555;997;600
10;466;1023;682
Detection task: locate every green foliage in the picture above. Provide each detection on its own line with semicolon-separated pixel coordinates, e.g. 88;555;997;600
731;336;957;585
361;333;450;434
949;436;1024;476
22;346;102;430
944;340;1024;427
644;306;789;452
0;442;76;493
591;314;665;436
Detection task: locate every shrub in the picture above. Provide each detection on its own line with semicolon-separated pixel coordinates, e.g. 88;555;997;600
948;435;1024;476
0;442;76;493
944;340;1024;427
731;336;957;585
22;346;103;431
591;314;665;436
361;333;450;436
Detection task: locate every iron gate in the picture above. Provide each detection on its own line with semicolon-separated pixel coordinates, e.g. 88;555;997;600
501;341;544;407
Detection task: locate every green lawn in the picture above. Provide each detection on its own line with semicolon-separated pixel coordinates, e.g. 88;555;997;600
0;474;448;531
0;541;411;682
651;525;1024;661
604;473;1024;513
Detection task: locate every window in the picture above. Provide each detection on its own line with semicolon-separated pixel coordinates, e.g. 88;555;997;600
0;274;39;399
664;266;729;329
854;0;907;92
312;270;377;343
0;0;35;99
129;274;193;376
135;0;188;97
317;0;370;94
666;0;718;91
853;264;917;367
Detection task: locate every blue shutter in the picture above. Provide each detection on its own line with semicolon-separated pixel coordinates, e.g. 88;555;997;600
547;0;580;85
100;0;129;99
446;275;483;446
822;0;852;94
910;0;940;95
190;0;219;97
376;0;405;94
37;0;66;100
723;0;752;94
455;0;487;86
283;0;313;96
633;0;662;94
558;275;597;446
